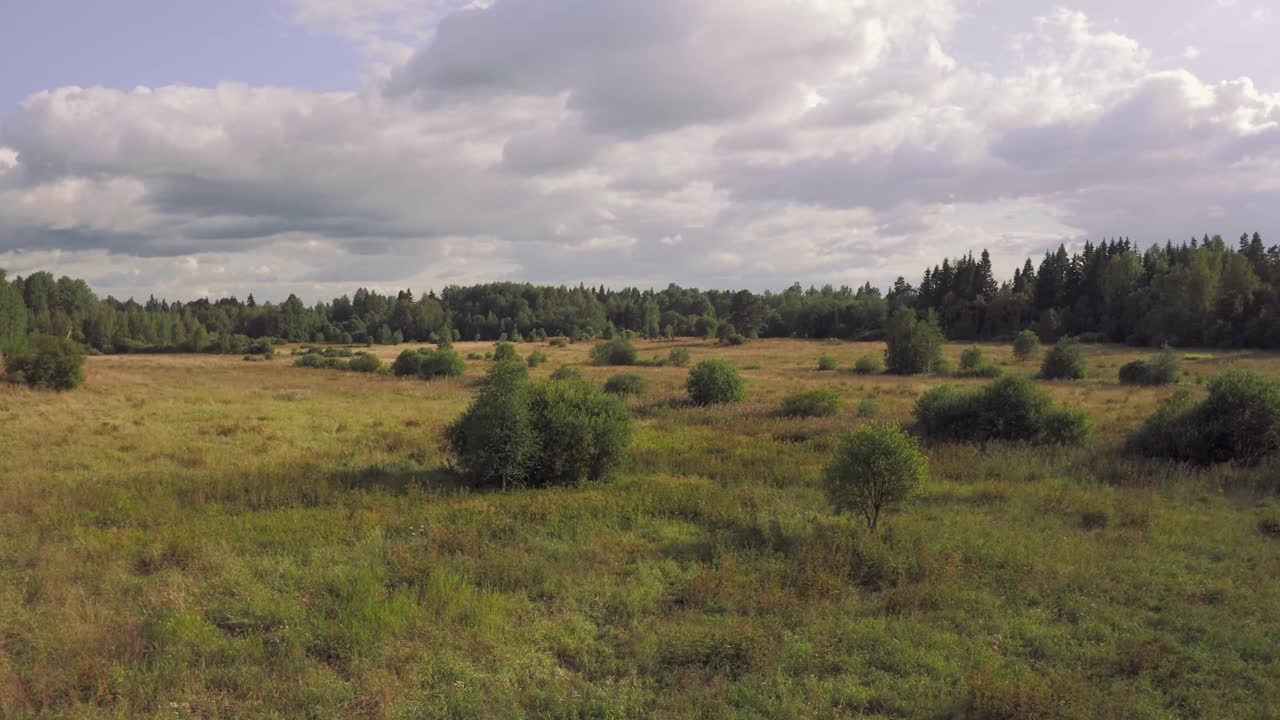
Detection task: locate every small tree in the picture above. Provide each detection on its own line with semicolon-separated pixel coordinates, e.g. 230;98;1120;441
445;362;538;489
686;359;745;406
5;335;85;390
493;342;520;363
884;307;944;375
823;423;927;532
527;379;631;485
392;349;423;377
959;347;984;371
1012;330;1040;362
1039;338;1087;380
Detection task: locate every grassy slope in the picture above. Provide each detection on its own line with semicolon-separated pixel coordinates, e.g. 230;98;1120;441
1;340;1278;719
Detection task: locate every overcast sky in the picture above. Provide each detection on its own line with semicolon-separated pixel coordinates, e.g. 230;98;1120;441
1;0;1277;302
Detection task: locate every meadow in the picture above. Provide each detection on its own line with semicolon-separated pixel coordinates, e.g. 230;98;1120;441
1;338;1278;719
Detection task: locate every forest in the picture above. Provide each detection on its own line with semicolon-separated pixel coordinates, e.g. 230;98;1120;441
1;233;1278;357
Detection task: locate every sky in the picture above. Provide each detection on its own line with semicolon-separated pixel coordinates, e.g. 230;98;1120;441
1;0;1277;302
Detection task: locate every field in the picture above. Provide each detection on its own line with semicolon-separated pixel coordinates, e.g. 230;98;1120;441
2;338;1279;719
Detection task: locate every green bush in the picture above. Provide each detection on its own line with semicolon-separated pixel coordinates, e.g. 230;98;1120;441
347;352;383;373
527;380;631;486
549;336;569;348
724;333;748;346
604;373;648;397
1128;370;1280;465
1039;338;1087;380
914;375;1092;446
445;362;538;489
668;347;691;367
550;365;582;381
392;349;423;377
956;347;1002;378
824;422;928;532
857;395;878;418
959;347;983;371
1118;347;1179;386
780;388;842;418
527;350;548;368
5;335;86;391
1012;330;1041;362
492;342;520;363
884;308;944;375
590;339;637;366
420;347;465;379
853;354;884;375
817;355;838;371
686;359;745;406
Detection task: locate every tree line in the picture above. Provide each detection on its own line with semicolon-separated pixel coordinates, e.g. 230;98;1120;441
1;232;1278;355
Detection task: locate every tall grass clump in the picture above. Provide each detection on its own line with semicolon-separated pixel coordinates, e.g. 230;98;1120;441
824;422;927;532
914;375;1092;445
590;338;637;366
1012;330;1041;362
779;388;842;418
686;359;745;406
1039;338;1087;380
4;334;85;390
1128;370;1280;465
1118;346;1180;386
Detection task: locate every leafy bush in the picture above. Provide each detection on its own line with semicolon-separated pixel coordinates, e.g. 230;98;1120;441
392;349;423;377
1039;338;1087;380
466;352;483;360
780;388;842;418
604;373;648;396
492;342;520;363
685;359;745;406
884;308;944;375
1128;370;1280;465
420;347;465;379
527;380;631;485
527;350;548;368
668;347;691;367
824;422;927;532
5;335;86;390
347;352;383;373
959;347;983;371
857;395;877;418
914;375;1092;445
724;333;748;346
446;362;537;489
817;355;838;371
590;339;637;366
853;354;884;375
1012;330;1041;361
549;336;569;348
550;365;582;381
1118;347;1179;386
956;346;1002;378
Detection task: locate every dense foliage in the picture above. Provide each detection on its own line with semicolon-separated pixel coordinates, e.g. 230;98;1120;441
1039;338;1088;380
823;422;928;532
392;347;466;379
603;373;648;397
4;234;1278;359
1012;330;1041;361
1118;347;1180;386
914;375;1093;446
883;307;944;375
590;339;637;366
685;359;746;406
779;388;842;418
1128;370;1280;465
3;334;85;390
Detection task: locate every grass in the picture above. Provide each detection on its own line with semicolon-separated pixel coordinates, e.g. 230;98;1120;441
1;338;1279;718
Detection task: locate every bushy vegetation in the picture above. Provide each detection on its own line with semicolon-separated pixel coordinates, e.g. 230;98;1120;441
548;336;569;348
779;388;842;417
550;365;582;381
1128;370;1280;465
526;350;548;368
1012;329;1041;361
668;347;691;367
1039;337;1087;380
884;307;944;375
824;422;927;531
295;347;386;374
590;338;637;366
492;341;520;363
603;373;648;397
685;359;745;406
914;375;1093;445
3;334;85;390
817;355;837;371
447;362;631;488
1118;346;1180;386
392;346;466;380
956;346;1002;378
853;354;884;375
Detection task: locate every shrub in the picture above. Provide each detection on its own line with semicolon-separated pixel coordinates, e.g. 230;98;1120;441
1118;347;1180;386
527;350;548;368
420;347;465;379
347;352;383;373
857;395;877;418
724;333;748;346
1128;370;1280;465
959;347;983;371
392;349;423;377
492;342;520;363
668;347;691;367
694;316;718;339
884;308;944;375
956;347;1002;378
604;373;647;396
466;352;483;360
817;355;838;371
549;336;569;348
780;388;842;418
913;375;1092;446
824;422;927;532
550;365;582;381
590;339;637;366
527;380;631;485
853;354;884;375
4;335;86;391
685;359;745;406
445;362;538;489
1012;330;1041;362
1039;338;1087;380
